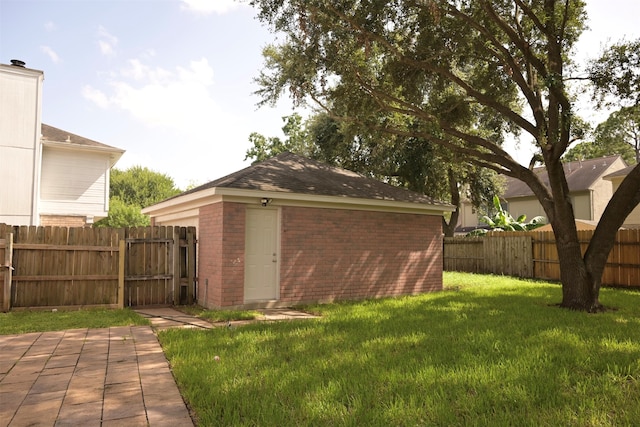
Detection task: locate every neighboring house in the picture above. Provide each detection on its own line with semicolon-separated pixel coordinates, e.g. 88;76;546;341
143;152;455;309
604;165;640;228
0;61;124;227
457;155;627;232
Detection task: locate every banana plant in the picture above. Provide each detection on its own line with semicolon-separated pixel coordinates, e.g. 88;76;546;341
468;196;546;236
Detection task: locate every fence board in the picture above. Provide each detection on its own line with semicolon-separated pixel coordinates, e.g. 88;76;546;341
484;236;533;277
445;229;640;288
0;224;196;311
443;237;484;273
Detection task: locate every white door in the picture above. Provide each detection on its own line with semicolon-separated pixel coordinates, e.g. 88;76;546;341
244;208;279;302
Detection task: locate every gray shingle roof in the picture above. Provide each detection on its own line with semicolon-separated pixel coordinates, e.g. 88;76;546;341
41;124;123;152
603;164;636;179
504;155;624;198
180;152;450;206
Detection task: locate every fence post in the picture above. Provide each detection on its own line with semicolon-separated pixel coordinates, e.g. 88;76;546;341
173;227;181;305
187;227;196;305
2;233;13;312
118;239;125;309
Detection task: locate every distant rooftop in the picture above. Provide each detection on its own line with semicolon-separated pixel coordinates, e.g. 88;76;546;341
41;124;124;153
504;155;624;198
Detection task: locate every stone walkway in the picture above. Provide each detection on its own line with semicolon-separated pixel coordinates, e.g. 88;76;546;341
0;307;318;426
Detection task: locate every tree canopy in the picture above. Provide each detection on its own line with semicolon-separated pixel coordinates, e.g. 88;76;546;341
95;166;182;227
250;0;640;311
564;105;640;164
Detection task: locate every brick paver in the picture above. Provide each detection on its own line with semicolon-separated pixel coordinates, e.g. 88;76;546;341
0;325;193;427
0;307;317;426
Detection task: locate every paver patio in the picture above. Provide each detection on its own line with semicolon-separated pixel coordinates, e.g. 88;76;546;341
0;307;318;426
0;325;193;427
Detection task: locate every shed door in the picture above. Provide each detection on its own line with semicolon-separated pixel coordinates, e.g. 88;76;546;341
245;208;279;302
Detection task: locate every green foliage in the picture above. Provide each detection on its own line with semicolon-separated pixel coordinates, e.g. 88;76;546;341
245;113;313;163
469;196;545;235
589;39;640;107
110;166;182;207
94;198;150;228
563;140;635;164
96;166;182;228
158;273;640;425
564;106;640;164
0;308;149;335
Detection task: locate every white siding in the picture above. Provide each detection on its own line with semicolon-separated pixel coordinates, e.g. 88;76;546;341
0;65;43;225
39;147;110;218
458;202;481;229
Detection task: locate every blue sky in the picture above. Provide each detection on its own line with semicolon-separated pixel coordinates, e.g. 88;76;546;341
1;0;639;189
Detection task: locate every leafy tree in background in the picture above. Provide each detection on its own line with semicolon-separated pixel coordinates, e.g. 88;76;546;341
95;166;182;227
95;198;150;228
249;0;640;311
588;39;640;108
245;114;313;163
564;106;639;164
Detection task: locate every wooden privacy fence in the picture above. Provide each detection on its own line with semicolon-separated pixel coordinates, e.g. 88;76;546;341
444;229;640;287
444;235;533;278
0;224;196;311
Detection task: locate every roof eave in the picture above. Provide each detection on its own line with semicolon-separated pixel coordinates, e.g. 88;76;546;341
42;140;125;167
142;187;455;217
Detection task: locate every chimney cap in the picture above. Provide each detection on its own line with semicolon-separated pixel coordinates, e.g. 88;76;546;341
10;59;26;67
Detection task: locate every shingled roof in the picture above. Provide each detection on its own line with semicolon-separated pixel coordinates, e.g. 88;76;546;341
504;155;625;198
179;152;450;207
41;123;123;152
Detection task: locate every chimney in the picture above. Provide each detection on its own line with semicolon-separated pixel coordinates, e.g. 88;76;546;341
10;59;26;67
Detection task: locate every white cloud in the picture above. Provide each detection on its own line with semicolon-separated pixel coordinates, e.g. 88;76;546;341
82;56;255;188
83;57;228;133
82;85;110;108
85;56;248;187
97;26;118;56
44;21;56;31
40;46;61;63
180;0;245;14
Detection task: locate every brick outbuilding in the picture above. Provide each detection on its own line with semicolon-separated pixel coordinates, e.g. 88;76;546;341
142;153;454;309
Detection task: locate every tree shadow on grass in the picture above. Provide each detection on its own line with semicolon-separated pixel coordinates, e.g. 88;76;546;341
160;286;640;426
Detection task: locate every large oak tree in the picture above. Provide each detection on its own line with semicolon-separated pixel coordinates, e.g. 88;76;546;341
250;0;640;311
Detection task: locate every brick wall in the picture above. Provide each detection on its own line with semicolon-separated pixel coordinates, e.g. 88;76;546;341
198;202;443;309
279;206;443;304
40;215;88;227
197;202;245;308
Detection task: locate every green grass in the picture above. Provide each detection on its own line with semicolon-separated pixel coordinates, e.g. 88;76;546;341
0;308;150;334
158;273;640;426
175;305;262;322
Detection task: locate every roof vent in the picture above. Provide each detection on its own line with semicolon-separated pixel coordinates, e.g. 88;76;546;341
10;59;26;67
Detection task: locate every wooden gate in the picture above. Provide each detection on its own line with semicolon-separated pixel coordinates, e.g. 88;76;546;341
123;227;196;307
0;224;196;311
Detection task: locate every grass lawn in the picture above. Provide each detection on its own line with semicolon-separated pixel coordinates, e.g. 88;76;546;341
0;308;150;334
158;272;640;426
176;305;262;323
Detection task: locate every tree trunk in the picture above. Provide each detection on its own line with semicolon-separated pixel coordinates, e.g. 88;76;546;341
556;243;601;312
552;218;602;312
442;167;461;238
442;207;459;237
